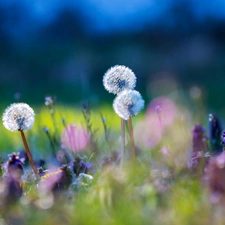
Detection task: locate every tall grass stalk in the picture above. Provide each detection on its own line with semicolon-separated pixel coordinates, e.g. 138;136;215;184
43;126;56;158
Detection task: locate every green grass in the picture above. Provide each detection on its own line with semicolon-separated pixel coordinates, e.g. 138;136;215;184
0;99;223;225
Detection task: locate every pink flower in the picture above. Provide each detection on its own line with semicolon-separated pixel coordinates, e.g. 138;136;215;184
134;96;177;148
160;146;170;157
134;117;163;148
147;96;177;128
61;124;89;153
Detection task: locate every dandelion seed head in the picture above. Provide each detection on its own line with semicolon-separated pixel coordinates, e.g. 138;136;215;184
113;90;144;120
103;65;136;94
2;103;35;132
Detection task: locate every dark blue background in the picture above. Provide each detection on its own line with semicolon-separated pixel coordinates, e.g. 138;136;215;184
0;0;225;110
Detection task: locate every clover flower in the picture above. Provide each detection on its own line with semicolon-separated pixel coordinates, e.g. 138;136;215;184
103;65;136;94
61;124;89;153
2;103;35;132
113;90;144;120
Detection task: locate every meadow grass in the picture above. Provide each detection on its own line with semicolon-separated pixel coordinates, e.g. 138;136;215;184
0;105;124;154
0;101;224;225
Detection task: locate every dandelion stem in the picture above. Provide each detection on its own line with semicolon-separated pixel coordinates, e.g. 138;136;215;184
128;118;136;166
120;118;125;168
20;130;39;177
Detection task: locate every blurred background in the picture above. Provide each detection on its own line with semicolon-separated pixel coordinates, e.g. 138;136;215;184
0;0;225;110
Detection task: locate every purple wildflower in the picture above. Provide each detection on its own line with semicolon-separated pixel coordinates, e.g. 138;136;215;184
221;131;225;149
6;152;24;178
73;157;91;177
1;152;24;205
188;125;208;170
205;152;225;203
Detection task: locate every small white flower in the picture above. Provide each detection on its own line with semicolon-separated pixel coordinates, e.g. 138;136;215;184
113;90;144;120
103;65;136;94
2;103;35;132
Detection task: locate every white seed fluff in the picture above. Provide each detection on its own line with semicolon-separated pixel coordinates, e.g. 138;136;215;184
113;90;144;120
2;103;35;132
103;65;136;94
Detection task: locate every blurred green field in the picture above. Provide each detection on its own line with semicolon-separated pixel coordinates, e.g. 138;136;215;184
0;85;208;157
0;104;120;154
1;91;225;225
